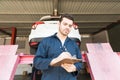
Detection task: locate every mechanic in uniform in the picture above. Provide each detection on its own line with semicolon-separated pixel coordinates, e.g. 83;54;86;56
33;13;82;80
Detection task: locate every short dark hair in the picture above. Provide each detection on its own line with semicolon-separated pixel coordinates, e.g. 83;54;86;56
59;14;74;22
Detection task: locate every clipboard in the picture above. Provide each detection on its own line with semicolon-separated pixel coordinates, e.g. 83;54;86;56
52;58;82;66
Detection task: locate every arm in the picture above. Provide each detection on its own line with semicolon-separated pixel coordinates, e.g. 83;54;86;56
33;40;53;70
74;44;82;72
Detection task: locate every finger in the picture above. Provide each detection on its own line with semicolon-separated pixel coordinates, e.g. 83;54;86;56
63;52;72;57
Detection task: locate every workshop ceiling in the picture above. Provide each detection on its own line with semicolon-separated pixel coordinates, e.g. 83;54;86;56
0;0;120;37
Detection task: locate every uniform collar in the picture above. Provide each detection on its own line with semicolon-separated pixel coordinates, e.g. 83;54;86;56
52;33;71;43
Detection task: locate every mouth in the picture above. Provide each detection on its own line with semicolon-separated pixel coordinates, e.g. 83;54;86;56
64;29;69;34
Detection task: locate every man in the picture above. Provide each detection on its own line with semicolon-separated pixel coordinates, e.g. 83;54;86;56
33;14;82;80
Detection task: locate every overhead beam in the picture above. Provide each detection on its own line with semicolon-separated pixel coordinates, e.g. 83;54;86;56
0;13;120;15
92;20;120;35
0;21;116;23
0;21;35;23
75;21;115;23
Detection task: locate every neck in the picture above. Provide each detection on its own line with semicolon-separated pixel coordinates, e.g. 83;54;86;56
57;32;67;41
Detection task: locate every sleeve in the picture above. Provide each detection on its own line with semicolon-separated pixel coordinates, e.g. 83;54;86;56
33;39;53;70
73;43;83;75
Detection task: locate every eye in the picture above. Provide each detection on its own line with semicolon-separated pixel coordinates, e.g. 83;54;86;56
69;25;73;28
63;22;72;28
63;22;68;26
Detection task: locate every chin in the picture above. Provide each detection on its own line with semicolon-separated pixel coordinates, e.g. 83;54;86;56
63;33;68;36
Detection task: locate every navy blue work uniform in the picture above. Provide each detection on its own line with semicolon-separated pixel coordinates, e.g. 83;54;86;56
33;33;82;80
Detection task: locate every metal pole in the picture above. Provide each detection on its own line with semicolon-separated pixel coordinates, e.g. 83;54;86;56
11;27;16;45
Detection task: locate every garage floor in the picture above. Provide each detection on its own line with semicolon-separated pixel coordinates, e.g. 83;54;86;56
14;73;91;80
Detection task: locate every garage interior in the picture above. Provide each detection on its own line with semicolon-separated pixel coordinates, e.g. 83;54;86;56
0;0;120;80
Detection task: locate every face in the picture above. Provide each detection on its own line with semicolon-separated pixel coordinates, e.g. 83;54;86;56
59;17;73;36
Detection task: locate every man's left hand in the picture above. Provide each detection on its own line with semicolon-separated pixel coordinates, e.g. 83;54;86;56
61;63;76;72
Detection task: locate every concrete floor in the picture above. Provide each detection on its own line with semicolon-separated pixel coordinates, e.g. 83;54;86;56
14;73;91;80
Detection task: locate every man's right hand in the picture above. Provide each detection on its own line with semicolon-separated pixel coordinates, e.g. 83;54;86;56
50;52;72;66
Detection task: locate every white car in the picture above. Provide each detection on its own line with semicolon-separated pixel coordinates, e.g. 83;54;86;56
29;15;81;54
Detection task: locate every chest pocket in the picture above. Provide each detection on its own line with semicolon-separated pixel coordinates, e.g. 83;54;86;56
47;45;61;58
66;45;77;57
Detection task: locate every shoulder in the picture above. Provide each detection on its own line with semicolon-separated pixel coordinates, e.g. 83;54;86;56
40;34;56;45
42;35;55;42
68;38;76;44
68;38;79;47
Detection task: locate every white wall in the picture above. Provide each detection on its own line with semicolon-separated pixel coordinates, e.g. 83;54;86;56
92;30;109;43
15;37;30;54
0;38;4;45
81;36;92;51
80;30;109;52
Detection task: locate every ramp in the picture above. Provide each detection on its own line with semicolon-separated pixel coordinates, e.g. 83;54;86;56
0;55;19;80
0;45;18;55
0;45;19;80
86;43;120;80
0;45;34;80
